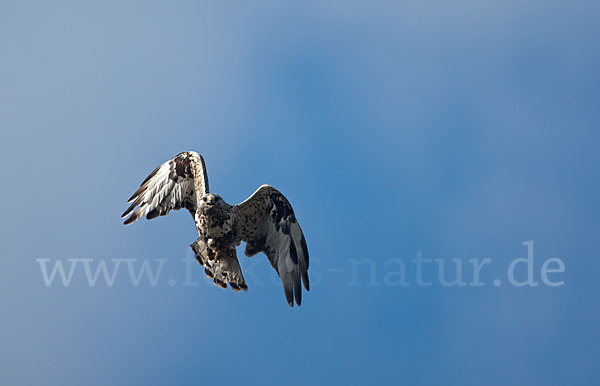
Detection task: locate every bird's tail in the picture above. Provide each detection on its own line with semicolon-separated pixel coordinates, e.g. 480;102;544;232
190;239;248;292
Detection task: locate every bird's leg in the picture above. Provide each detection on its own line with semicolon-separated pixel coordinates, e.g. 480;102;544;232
212;249;228;289
207;238;220;260
190;238;216;279
190;238;208;265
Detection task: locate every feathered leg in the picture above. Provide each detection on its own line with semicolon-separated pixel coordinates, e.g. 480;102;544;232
192;239;248;292
211;247;248;292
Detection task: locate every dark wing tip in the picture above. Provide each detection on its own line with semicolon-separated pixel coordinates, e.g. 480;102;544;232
284;287;294;307
121;200;138;218
294;277;302;306
122;202;147;225
302;271;310;291
127;186;144;203
300;234;309;268
140;165;161;187
146;209;160;220
123;214;137;225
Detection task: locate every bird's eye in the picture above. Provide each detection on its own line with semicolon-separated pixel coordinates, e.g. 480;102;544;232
203;197;207;202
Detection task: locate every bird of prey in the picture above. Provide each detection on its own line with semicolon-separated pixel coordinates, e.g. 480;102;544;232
121;151;310;307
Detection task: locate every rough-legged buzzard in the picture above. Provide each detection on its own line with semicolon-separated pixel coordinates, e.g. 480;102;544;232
122;151;310;307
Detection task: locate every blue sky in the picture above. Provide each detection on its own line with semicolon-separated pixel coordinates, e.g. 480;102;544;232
1;1;599;385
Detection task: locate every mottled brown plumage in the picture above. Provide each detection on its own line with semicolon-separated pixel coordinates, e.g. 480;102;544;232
122;151;309;307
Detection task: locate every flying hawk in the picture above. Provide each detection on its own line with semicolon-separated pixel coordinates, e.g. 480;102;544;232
121;151;310;307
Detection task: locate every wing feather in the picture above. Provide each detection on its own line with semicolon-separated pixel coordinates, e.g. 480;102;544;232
235;185;309;307
121;151;209;225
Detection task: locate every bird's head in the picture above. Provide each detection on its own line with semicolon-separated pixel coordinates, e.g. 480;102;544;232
202;193;224;208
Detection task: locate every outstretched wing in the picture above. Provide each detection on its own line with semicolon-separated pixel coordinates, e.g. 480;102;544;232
235;185;309;307
121;151;209;225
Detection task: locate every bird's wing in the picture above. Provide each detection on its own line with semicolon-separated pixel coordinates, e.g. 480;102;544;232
121;151;209;225
235;185;309;307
